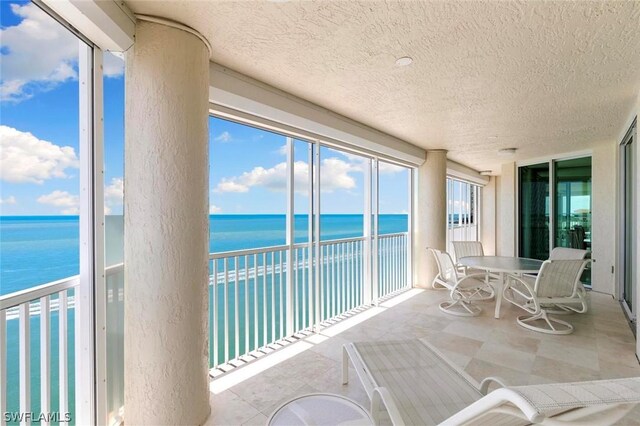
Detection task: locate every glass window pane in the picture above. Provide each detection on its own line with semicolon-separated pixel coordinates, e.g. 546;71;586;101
518;163;550;260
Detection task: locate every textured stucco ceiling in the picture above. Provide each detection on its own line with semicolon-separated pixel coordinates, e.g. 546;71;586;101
126;0;640;173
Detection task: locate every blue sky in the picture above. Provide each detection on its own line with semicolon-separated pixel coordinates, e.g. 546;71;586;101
1;1;410;216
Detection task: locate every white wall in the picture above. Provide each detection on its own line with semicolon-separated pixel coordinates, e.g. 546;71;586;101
481;176;497;255
498;162;516;256
591;143;618;294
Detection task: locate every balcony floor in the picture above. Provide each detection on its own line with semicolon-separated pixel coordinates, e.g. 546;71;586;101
205;288;640;425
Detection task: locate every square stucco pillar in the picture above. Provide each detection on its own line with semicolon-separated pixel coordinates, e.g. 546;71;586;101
413;150;447;288
124;20;210;425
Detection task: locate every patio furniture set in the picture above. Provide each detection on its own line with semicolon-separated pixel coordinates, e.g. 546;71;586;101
269;242;640;425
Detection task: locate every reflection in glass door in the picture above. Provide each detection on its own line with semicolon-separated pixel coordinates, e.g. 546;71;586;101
620;120;636;319
519;163;550;260
554;157;592;284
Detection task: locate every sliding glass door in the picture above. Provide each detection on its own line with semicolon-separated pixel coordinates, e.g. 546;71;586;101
518;163;550;260
620;120;636;319
518;157;592;282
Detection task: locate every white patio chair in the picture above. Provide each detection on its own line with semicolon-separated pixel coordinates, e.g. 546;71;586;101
503;259;590;334
343;339;640;426
521;247;589;315
429;248;494;317
451;241;498;281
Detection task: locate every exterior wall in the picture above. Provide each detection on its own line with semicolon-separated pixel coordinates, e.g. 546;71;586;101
124;21;210;425
481;176;497;255
591;143;617;294
498;162;516;256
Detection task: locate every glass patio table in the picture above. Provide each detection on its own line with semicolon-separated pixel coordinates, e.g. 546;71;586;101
458;256;544;319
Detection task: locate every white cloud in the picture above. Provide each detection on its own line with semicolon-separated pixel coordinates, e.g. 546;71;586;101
103;52;124;77
0;3;123;102
214;158;356;195
0;196;17;205
104;177;124;214
214;131;232;143
209;204;222;214
0;125;79;184
37;190;79;214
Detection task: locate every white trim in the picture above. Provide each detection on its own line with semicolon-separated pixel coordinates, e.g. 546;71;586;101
517;149;593;168
77;41;96;425
93;49;107;426
40;0;134;51
285;137;294;336
209;63;425;166
135;15;212;56
447;160;489;186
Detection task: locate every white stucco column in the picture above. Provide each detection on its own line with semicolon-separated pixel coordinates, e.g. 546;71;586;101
413;150;447;288
124;20;210;425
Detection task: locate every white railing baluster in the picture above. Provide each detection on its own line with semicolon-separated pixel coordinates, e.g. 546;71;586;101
271;252;276;343
0;310;6;426
262;252;267;347
40;296;51;426
279;251;284;340
300;249;311;329
244;255;249;354
293;249;299;331
346;242;352;311
19;302;30;426
223;258;229;363
234;256;239;360
59;292;68;426
213;260;218;367
253;254;258;351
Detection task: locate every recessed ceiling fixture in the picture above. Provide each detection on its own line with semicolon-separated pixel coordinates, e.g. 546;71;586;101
498;148;517;157
395;56;413;67
480;170;493;176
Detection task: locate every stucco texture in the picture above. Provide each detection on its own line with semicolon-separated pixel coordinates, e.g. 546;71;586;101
124;21;210;425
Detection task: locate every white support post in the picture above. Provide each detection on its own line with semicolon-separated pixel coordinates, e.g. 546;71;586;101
372;159;379;304
313;142;322;330
363;158;372;305
307;143;313;327
77;41;97;425
285;137;294;336
93;48;107;426
407;168;414;288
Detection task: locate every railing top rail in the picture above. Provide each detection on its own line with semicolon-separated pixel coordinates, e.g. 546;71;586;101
208;233;409;259
0;275;80;311
106;262;124;274
209;244;289;260
378;232;408;238
319;235;366;246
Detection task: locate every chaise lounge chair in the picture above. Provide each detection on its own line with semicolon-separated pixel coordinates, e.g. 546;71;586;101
343;339;640;425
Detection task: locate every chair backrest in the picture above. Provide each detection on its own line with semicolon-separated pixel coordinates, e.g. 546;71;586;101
535;259;589;298
549;247;588;260
451;241;484;262
429;248;458;284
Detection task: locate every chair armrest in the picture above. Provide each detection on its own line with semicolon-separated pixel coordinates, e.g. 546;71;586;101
480;376;509;395
371;387;405;426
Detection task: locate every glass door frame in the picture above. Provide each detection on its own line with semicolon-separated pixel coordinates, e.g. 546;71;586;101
516;151;593;271
618;118;637;322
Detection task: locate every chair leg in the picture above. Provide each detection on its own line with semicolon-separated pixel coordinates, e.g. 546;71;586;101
517;310;574;334
439;299;482;317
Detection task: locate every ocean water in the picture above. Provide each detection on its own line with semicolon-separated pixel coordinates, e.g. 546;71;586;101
1;214;408;423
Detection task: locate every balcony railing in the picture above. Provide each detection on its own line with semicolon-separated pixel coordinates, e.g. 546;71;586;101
0;275;78;426
1;232;410;421
209;232;410;370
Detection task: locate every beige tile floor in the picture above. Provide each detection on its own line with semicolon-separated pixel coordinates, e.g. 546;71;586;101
205;289;640;425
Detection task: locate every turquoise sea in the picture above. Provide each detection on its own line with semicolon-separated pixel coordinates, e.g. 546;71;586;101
1;214;408;423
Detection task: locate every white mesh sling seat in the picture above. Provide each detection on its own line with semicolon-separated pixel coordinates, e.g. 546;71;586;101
451;241;498;281
521;248;589;315
503;259;590;334
342;339;640;426
429;248;494;317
